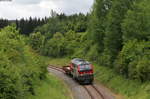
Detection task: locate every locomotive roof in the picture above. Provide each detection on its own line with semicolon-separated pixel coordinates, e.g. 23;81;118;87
71;58;90;65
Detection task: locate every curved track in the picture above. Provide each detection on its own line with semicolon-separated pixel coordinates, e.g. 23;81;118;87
83;85;105;99
48;65;115;99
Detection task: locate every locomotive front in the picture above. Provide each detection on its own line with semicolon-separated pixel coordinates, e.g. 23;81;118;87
70;58;94;84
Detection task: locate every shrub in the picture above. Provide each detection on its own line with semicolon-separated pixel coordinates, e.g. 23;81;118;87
45;32;66;57
29;32;45;52
0;26;47;99
115;40;150;81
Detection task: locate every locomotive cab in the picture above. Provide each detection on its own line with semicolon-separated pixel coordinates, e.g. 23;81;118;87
70;58;94;84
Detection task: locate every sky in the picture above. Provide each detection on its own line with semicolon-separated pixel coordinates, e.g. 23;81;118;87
0;0;94;20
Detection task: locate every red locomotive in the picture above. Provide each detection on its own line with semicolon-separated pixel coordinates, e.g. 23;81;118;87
63;58;94;84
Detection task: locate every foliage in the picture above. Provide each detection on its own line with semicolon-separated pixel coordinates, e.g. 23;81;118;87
27;0;150;85
64;30;80;55
122;0;150;42
0;19;9;29
0;26;47;99
87;0;112;54
85;0;150;83
35;17;63;35
94;63;150;99
115;40;150;81
44;32;66;57
1;0;150;98
29;32;45;52
104;0;136;65
16;17;47;35
29;74;71;99
35;13;88;36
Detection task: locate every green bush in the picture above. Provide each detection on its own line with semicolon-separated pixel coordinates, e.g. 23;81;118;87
115;40;150;81
0;26;47;99
122;0;150;42
29;32;45;52
45;32;66;57
86;44;99;62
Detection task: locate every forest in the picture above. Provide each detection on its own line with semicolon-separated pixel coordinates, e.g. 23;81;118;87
30;0;150;82
0;0;150;99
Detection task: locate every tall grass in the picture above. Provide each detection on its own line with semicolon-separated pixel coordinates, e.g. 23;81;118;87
28;74;71;99
47;58;70;67
94;64;150;99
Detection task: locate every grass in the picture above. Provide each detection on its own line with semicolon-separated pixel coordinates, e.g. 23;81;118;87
94;64;150;99
46;58;150;99
47;57;70;67
28;74;72;99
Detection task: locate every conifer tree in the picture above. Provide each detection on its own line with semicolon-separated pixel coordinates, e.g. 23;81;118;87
104;0;136;65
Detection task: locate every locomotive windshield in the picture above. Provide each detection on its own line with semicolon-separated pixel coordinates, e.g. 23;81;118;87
79;63;92;71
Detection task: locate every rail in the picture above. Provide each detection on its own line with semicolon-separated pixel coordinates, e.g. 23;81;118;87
48;65;105;99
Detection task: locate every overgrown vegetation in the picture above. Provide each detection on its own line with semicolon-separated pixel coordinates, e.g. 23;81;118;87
94;64;150;99
29;74;71;99
0;26;71;99
0;26;47;99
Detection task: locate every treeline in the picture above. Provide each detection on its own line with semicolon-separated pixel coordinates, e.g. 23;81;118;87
0;19;9;29
0;26;47;99
16;17;48;35
34;12;88;34
30;0;150;82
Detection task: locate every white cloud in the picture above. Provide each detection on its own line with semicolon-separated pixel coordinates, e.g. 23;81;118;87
0;0;94;20
14;0;42;5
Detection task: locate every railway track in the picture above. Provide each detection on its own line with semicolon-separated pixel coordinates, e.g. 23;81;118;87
48;65;105;99
48;65;64;73
83;85;105;99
